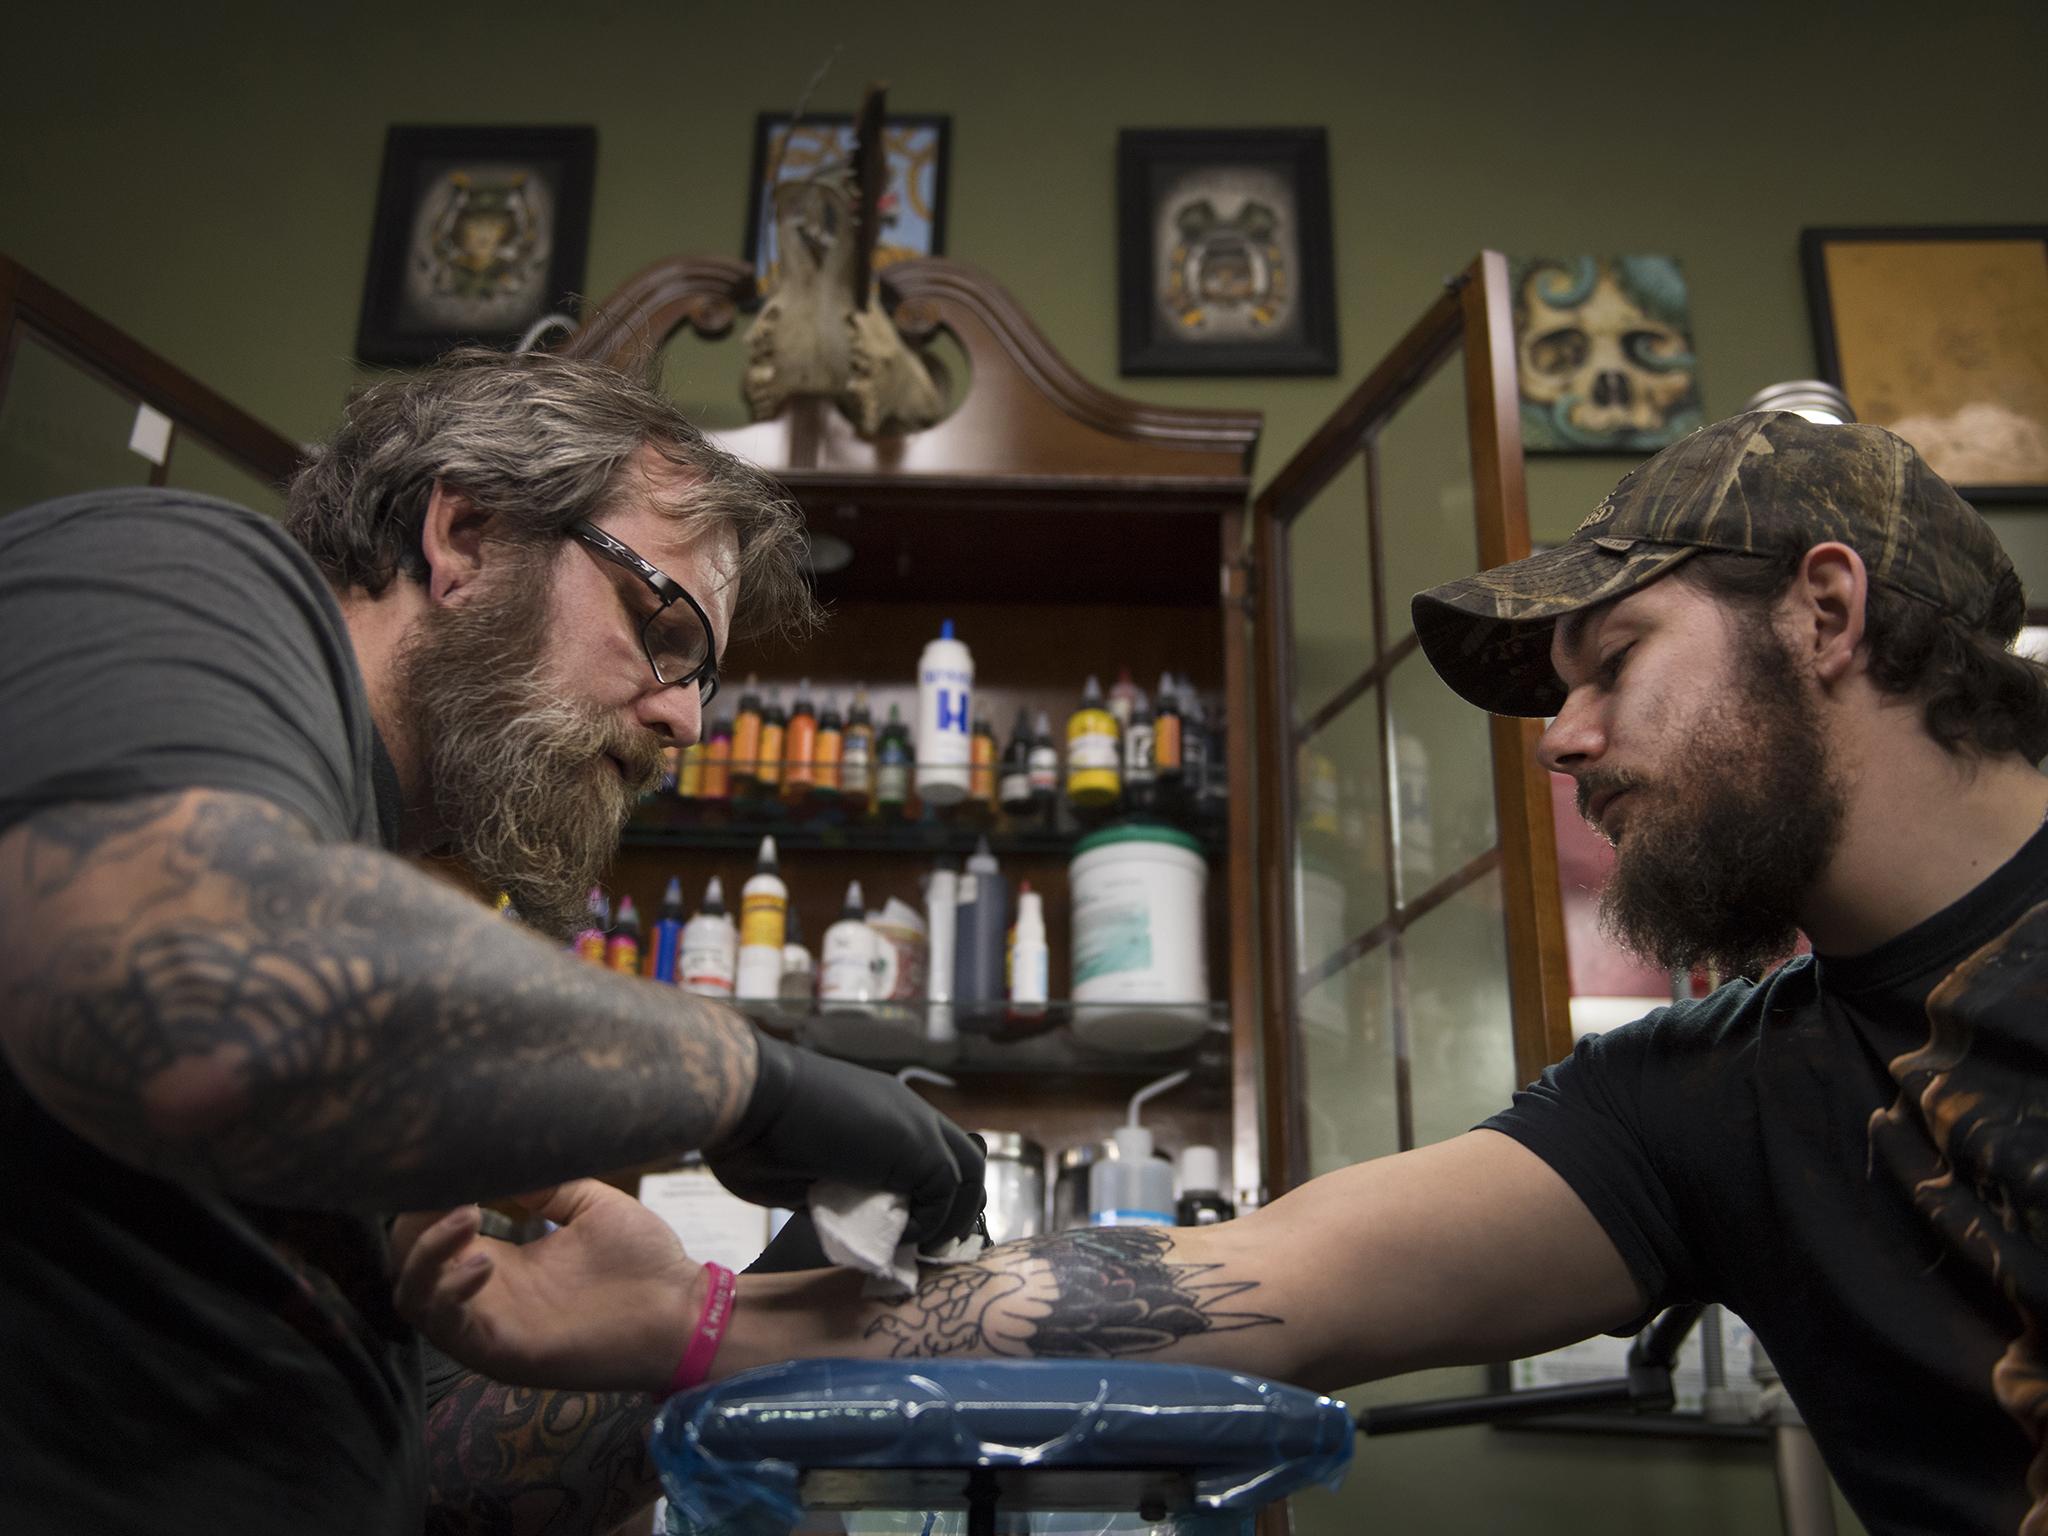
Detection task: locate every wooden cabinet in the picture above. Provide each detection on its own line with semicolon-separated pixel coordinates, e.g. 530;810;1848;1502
569;254;1266;1201
567;249;1576;1217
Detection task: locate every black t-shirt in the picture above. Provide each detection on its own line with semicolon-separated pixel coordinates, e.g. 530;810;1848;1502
0;490;424;1534
1487;820;2048;1535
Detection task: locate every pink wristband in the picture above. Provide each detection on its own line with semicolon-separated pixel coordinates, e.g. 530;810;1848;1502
665;1262;736;1397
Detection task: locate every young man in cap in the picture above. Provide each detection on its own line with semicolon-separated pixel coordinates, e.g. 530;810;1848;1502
0;349;984;1536
397;412;2048;1535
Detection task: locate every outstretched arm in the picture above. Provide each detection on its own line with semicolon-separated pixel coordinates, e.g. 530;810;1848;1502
0;789;754;1211
399;1130;1646;1396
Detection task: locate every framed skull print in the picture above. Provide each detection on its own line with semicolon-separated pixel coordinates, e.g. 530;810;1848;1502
1510;255;1705;453
355;125;597;366
1117;128;1339;376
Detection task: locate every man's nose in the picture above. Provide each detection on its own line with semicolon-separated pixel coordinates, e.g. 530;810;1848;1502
636;683;704;748
1536;690;1603;776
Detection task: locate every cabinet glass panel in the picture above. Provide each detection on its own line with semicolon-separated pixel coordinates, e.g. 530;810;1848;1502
1293;684;1386;977
1286;451;1374;726
166;435;286;518
1373;345;1476;646
0;334;151;516
1386;649;1498;905
1404;866;1518;1148
1301;943;1398;1177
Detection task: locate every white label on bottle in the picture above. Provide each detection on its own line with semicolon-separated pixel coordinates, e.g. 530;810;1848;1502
841;736;872;793
679;939;736;996
1028;746;1059;792
1069;730;1118;772
1011;946;1049;1005
820;925;884;1002
1124;721;1156;783
999;770;1031;804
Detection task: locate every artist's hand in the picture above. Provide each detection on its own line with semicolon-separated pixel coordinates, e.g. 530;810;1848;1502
392;1180;699;1396
707;1030;986;1247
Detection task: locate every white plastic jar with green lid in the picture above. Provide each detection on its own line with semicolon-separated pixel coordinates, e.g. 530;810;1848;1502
1068;823;1209;1052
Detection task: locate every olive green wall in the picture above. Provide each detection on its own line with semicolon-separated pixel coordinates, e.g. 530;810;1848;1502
6;3;2041;1530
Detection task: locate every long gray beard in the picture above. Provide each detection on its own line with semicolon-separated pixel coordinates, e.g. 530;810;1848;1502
395;564;662;938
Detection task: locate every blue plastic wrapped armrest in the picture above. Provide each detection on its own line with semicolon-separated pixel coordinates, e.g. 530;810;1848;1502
650;1358;1353;1533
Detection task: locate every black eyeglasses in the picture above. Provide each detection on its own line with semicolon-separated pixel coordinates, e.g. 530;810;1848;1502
568;520;721;705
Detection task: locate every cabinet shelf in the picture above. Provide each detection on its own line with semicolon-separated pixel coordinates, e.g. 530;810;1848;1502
622;800;1226;860
743;1000;1232;1081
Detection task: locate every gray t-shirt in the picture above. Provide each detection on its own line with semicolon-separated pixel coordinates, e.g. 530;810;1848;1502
0;489;422;1535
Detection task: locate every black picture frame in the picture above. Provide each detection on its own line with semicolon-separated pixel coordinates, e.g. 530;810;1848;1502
1117;128;1338;377
355;124;597;366
1801;224;2048;503
742;112;951;295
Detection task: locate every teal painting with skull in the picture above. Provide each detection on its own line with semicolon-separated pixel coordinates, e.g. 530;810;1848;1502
1511;256;1703;453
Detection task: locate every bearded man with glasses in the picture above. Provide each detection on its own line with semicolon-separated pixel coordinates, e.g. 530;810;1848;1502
0;348;985;1536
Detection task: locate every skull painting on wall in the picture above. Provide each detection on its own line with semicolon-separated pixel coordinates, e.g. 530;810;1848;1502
1511;256;1704;452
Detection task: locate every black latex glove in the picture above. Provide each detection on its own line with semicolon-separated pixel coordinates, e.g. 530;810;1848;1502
706;1029;986;1248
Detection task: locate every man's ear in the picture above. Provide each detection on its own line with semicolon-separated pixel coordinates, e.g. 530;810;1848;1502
1791;542;1868;688
419;482;494;605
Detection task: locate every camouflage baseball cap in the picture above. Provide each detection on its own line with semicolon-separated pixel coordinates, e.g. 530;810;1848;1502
1411;410;2013;717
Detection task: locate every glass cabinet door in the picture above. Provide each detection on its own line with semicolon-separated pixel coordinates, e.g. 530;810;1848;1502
1252;252;1572;1193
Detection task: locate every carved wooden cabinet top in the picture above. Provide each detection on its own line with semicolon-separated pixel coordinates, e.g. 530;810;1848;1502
561;255;1261;504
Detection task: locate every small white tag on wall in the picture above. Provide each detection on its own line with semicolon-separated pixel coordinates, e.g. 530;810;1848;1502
128;404;172;466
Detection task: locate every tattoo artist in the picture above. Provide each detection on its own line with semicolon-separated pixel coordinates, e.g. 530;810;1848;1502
0;349;984;1536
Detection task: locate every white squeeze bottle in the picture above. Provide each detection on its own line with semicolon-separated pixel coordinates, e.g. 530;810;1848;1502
679;876;738;998
915;619;974;805
735;836;788;1001
820;880;880;1008
1009;880;1049;1014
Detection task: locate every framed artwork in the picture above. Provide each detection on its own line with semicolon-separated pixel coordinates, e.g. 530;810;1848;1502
1116;128;1338;376
1509;255;1705;454
355;125;596;366
743;113;950;297
1802;226;2048;502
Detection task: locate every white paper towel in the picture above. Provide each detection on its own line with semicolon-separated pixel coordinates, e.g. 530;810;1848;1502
811;1180;984;1299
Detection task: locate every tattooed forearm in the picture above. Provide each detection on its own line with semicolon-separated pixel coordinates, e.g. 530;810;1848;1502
0;791;755;1209
425;1370;660;1536
862;1226;1278;1359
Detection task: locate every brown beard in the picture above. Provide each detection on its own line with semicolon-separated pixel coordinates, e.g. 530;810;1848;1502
393;550;666;939
1585;617;1846;979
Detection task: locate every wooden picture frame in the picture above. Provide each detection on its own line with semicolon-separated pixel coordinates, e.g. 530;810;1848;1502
355;124;596;366
1801;225;2048;502
1117;128;1338;377
742;112;950;297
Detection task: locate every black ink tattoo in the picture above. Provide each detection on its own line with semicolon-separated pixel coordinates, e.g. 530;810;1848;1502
863;1227;1278;1359
425;1368;660;1536
0;790;754;1210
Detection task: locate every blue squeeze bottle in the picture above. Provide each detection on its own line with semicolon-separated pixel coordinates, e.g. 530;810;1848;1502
651;876;687;984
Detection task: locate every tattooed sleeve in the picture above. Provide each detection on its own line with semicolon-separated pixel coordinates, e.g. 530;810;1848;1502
862;1226;1278;1359
0;790;754;1210
424;1369;660;1536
